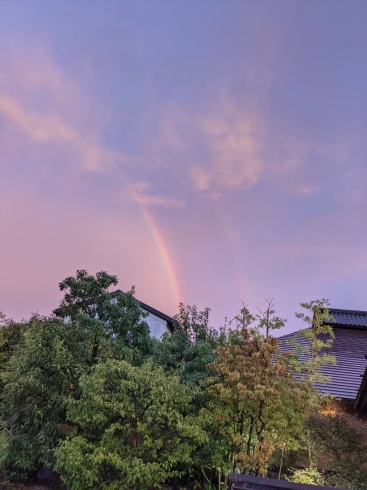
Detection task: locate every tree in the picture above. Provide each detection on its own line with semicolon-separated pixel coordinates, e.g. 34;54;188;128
293;299;336;389
290;467;325;486
0;270;152;480
54;360;207;490
0;313;27;377
153;303;228;386
202;317;309;478
307;410;367;489
0;315;77;479
58;269;152;365
151;304;231;489
255;298;287;339
291;299;336;468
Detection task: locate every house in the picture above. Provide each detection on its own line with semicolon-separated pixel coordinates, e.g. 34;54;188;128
278;308;367;415
113;289;174;338
137;300;173;338
53;291;174;340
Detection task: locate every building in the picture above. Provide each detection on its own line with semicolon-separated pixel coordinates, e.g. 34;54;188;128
278;308;367;415
54;291;174;340
138;300;173;338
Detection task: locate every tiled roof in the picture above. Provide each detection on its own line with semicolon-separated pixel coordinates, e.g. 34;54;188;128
327;308;367;329
278;326;367;401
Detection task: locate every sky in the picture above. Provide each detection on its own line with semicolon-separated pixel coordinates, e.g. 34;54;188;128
1;1;367;334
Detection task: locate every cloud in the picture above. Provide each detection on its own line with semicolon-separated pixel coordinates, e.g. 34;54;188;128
147;95;264;193
129;182;185;209
194;96;264;190
188;166;211;191
143;89;360;199
0;92;77;143
0;46;75;101
294;184;319;196
0;47;126;173
0;46;357;205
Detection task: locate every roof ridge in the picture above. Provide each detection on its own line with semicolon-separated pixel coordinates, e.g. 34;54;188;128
329;307;367;315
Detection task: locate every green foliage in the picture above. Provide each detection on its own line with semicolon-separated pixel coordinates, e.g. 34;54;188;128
290;299;337;469
293;299;336;388
231;299;286;339
0;312;27;377
152;304;228;484
289;467;325;485
58;269;152;364
153;304;227;386
54;360;207;490
202;315;309;477
0;315;78;479
1;284;357;489
0;270;152;480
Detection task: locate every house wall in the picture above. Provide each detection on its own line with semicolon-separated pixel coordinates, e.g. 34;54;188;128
143;310;169;339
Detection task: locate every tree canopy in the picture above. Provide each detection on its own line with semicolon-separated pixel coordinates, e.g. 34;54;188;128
0;270;363;490
55;360;207;490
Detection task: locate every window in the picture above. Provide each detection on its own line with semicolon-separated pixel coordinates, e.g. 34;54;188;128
144;312;167;339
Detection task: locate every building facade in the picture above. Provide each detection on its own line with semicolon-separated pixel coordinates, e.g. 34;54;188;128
278;308;367;415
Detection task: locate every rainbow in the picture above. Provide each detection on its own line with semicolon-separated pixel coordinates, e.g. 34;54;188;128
140;206;182;307
127;183;182;308
127;182;246;312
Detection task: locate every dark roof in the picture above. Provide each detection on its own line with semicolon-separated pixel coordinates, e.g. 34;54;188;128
278;309;367;402
111;290;174;331
137;300;174;331
230;473;349;490
327;308;367;329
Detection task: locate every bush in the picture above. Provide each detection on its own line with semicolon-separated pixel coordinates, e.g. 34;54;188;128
54;360;207;490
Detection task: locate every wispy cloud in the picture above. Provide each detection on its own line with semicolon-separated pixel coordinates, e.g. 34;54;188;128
294;184;319;196
0;46;358;204
192;95;264;190
129;182;185;209
143;93;343;197
0;47;126;173
146;95;264;193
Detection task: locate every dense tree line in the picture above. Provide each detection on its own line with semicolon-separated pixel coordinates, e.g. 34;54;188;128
0;270;366;489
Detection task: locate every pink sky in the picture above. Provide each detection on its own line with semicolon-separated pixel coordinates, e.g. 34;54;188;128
1;1;367;333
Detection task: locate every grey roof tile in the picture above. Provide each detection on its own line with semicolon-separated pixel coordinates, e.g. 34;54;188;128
327;308;367;328
278;326;367;401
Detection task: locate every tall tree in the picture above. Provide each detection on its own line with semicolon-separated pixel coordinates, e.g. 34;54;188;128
54;360;207;490
293;299;336;390
0;270;152;480
151;304;231;489
202;320;309;477
0;315;77;479
291;299;336;468
0;313;27;377
58;269;152;364
153;303;227;385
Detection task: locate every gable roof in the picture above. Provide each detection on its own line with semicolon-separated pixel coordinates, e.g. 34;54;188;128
137;300;174;332
278;308;367;403
112;290;174;331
